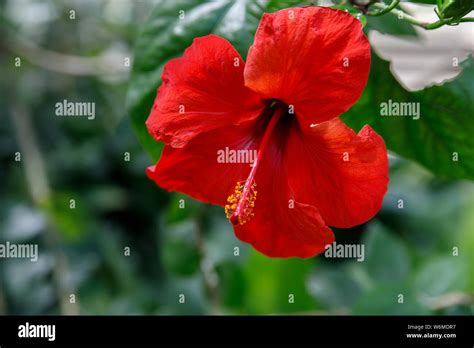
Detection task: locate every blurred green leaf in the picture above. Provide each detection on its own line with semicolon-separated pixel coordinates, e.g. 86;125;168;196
165;193;201;223
158;274;208;314
354;284;430;315
216;261;246;310
363;222;411;284
414;255;469;298
204;214;249;266
265;0;305;11
458;199;474;290
127;0;265;161
3;258;55;314
96;227;138;292
342;53;474;180
382;171;474;254
162;220;200;276
86;186;128;212
43;192;91;240
308;263;367;309
242;251;317;314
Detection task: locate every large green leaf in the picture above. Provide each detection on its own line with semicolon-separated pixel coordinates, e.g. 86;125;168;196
127;0;265;161
342;53;474;180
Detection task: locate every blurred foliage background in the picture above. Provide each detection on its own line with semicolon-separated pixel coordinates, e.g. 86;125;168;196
0;0;473;315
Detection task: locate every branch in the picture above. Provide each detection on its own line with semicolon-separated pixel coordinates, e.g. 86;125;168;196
427;292;474;311
6;30;129;76
367;0;400;16
369;2;474;30
10;105;79;315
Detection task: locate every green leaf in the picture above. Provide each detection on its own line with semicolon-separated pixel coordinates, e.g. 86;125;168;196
159;274;208;314
127;0;265;161
414;255;470;297
458;199;474;290
165;193;201;223
42;192;91;240
354;284;430;315
215;261;247;310
382;174;474;253
308;263;368;309
204;213;250;266
363;222;411;284
265;0;306;11
162;220;200;276
365;14;418;36
437;0;474;20
342;53;474;180
242;251;317;314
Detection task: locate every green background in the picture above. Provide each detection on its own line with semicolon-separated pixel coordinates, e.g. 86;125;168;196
0;0;473;315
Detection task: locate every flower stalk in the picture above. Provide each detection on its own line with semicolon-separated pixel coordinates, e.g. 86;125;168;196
367;1;474;30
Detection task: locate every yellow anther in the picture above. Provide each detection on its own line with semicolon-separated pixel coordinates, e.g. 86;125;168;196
225;180;257;225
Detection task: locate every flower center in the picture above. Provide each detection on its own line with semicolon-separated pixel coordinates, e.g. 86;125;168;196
225;103;285;225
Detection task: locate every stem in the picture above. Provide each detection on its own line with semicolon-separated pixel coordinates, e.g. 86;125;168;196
10;105;78;315
6;29;128;76
370;2;474;30
427;292;474;311
453;17;474;23
367;0;399;16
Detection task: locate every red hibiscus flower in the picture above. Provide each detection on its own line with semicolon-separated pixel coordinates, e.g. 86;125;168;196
146;6;389;258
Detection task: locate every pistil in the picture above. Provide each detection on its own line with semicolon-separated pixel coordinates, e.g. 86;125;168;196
225;104;285;225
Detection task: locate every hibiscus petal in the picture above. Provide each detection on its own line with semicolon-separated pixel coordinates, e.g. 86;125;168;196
234;199;335;258
233;120;335;258
147;118;265;206
146;34;264;148
244;7;370;125
285;118;389;228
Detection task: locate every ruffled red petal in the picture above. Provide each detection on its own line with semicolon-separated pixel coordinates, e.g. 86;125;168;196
146;34;264;148
285;118;389;228
244;7;370;125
